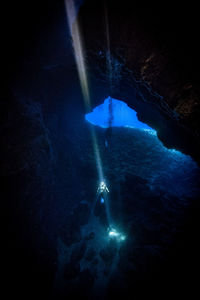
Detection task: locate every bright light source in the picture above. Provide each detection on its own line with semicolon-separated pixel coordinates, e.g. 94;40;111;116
109;230;119;237
108;228;126;242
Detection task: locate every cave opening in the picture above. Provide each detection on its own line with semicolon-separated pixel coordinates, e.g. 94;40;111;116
85;96;155;131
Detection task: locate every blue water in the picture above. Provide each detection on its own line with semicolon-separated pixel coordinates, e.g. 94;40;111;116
85;97;154;131
101;197;104;204
85;97;200;200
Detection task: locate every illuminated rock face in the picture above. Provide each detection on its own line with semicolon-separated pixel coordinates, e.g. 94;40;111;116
85;97;153;130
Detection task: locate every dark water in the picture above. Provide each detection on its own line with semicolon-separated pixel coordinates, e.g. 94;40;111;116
53;120;200;299
4;1;200;299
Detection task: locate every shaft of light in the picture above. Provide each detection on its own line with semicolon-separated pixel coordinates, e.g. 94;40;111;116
65;0;90;106
91;127;104;182
65;0;104;182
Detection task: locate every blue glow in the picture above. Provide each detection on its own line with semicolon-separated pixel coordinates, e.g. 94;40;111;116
85;97;154;131
85;96;200;200
101;197;104;204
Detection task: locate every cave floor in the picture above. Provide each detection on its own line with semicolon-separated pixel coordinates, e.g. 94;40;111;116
53;126;200;298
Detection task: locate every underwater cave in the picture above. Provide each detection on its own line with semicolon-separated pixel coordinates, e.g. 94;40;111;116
3;0;200;299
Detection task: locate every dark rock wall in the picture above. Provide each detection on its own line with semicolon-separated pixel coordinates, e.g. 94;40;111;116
1;96;57;297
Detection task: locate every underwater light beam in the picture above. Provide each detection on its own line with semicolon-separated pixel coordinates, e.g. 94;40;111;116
91;128;104;181
65;0;104;182
65;1;114;228
65;0;90;106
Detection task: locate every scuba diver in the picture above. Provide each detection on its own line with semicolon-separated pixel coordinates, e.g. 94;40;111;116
97;181;109;204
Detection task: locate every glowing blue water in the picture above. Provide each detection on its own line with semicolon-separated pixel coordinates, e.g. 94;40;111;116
85;97;154;131
85;96;200;199
101;197;104;204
